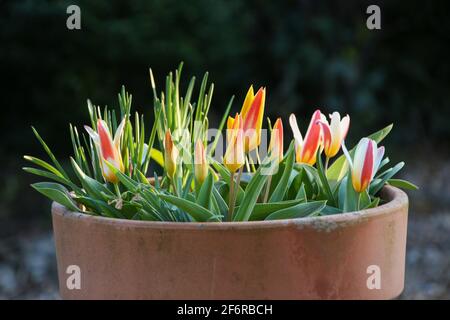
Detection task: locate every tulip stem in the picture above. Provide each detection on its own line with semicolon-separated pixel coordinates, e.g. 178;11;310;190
256;147;262;165
263;175;273;203
324;157;330;175
228;166;243;221
228;171;235;221
356;192;361;210
114;183;121;198
245;156;251;173
172;179;178;197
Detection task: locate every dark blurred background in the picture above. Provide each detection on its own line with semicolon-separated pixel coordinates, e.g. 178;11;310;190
1;0;449;299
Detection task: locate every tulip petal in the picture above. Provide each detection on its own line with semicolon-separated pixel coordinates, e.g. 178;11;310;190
373;146;385;178
113;119;126;149
289;114;303;146
242;87;265;152
84;125;100;147
97;120;116;162
240;85;255;120
224;114;245;172
268;118;284;163
300;110;323;165
359;139;375;192
340;115;350;140
318;120;332;156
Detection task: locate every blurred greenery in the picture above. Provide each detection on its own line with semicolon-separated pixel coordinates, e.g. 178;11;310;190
1;0;450;231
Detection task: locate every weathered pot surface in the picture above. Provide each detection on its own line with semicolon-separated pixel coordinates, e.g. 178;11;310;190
52;185;408;300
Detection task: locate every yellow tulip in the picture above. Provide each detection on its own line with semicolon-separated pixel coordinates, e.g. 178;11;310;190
224;113;245;173
194;139;208;184
228;86;266;152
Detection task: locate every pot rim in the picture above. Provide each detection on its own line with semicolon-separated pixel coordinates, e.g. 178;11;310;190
52;185;408;230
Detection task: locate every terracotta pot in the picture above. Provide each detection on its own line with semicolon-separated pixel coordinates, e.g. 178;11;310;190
52;185;408;300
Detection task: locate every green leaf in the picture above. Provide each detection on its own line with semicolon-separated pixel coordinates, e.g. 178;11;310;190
327;124;393;181
105;161;140;192
159;194;220;222
210;159;244;202
196;174;213;209
338;174;358;212
74;196;124;218
265;201;327;220
22;167;82;193
269;142;295;202
387;178;419;190
316;150;336;206
321;205;343;216
233;168;268;221
212;186;228;219
295;184;307;201
31;182;80;212
71;158;113;199
370;162;405;195
31;127;69;179
364;197;380;209
249;199;303;221
294;165;316;198
24;155;64;178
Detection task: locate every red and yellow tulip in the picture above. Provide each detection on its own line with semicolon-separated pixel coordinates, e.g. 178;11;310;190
343;137;385;193
84;119;125;183
317;112;350;159
289;110;325;165
268;118;284;164
224;113;245;173
227;86;266;153
194;139;208;184
164;130;179;180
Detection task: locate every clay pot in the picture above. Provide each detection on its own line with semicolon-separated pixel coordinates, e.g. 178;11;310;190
52;185;408;299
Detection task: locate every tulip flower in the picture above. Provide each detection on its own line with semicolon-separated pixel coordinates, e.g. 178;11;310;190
343;137;385;193
289;110;325;165
268;118;284;164
164;130;179;180
317;112;350;159
224;113;245;173
85;119;125;183
194;139;208;184
227;86;266;153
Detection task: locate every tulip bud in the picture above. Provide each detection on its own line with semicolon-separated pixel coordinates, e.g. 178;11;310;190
268;118;284;164
224;113;245;173
194;139;208;184
86;119;124;183
164;130;178;180
343;138;385;193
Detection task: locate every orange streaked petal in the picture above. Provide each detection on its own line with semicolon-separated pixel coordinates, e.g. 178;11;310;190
97;119;116;161
268;118;284;163
240;85;255;119
300;110;323;165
